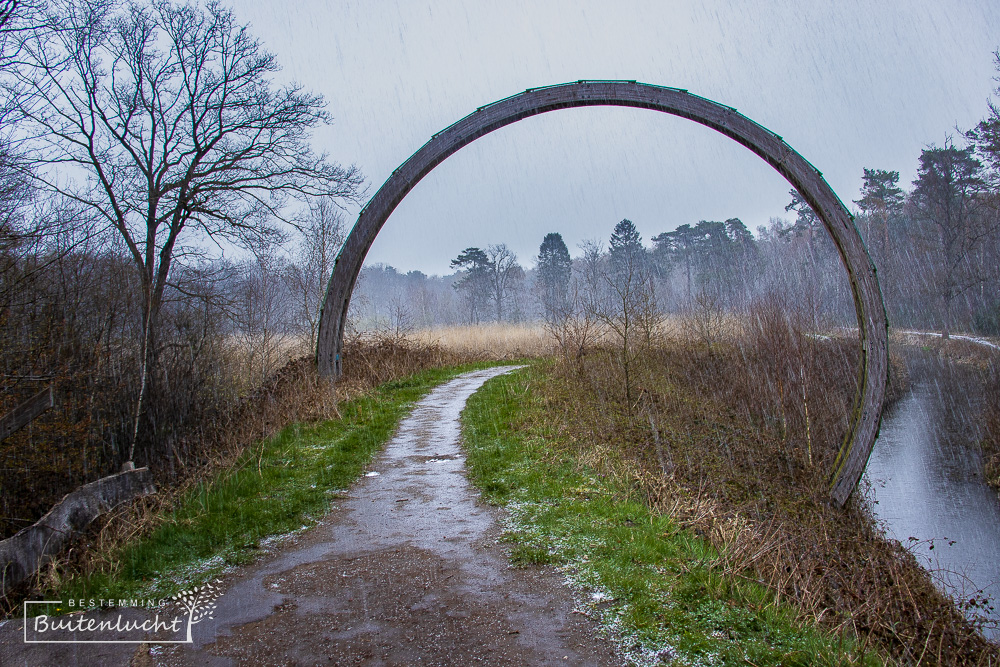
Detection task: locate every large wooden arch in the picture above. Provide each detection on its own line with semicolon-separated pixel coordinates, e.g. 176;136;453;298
316;80;888;506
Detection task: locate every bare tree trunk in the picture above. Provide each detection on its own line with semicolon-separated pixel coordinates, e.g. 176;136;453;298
129;292;156;464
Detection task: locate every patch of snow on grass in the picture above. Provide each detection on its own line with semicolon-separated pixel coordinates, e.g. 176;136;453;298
498;499;682;667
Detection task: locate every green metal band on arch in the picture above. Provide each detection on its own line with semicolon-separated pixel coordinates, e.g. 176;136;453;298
316;80;888;506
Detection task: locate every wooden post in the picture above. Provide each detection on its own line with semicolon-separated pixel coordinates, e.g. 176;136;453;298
0;468;156;593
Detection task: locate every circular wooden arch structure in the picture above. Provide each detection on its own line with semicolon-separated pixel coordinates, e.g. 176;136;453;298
316;80;888;506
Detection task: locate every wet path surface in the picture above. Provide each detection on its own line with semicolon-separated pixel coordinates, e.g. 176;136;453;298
2;366;618;666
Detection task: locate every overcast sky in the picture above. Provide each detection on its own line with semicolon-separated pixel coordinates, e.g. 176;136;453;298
235;0;1000;275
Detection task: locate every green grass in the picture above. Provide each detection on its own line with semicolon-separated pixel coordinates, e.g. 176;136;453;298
49;362;500;607
461;363;882;667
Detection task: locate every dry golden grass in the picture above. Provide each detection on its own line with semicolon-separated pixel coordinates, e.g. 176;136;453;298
408;323;555;359
408;319;698;361
404;313;782;363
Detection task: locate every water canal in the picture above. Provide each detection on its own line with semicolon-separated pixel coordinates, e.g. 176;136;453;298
865;351;1000;641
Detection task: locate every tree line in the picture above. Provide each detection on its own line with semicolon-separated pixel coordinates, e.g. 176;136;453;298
433;55;1000;341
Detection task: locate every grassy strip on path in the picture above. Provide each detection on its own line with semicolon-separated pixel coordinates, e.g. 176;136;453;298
48;362;499;608
461;362;881;667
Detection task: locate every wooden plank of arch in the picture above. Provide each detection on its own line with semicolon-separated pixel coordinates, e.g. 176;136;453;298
316;81;888;507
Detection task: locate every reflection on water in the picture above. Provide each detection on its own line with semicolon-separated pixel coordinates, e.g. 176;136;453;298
864;354;1000;641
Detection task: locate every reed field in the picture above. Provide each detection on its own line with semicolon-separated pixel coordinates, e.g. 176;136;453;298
407;323;556;359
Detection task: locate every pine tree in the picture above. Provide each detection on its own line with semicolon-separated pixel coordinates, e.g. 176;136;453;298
451;247;491;324
854;169;904;262
652;223;697;303
609;219;644;280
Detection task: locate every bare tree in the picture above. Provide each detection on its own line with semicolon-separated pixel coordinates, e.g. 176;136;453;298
544;276;599;364
590;243;660;406
0;0;46;264
0;0;46;66
485;243;522;322
0;1;16;29
8;0;363;460
285;198;345;350
685;287;729;348
231;245;288;388
385;294;413;340
577;238;605;312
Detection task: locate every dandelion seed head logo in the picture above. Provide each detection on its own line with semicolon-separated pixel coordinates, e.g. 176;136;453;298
24;581;225;644
170;581;223;643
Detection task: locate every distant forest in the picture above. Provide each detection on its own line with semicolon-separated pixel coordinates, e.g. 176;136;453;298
354;144;1000;339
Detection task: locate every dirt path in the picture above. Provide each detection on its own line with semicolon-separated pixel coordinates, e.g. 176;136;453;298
3;366;619;666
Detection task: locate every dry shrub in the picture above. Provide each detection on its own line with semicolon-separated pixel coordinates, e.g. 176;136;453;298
541;298;997;665
680;290;740;348
337;332;468;390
